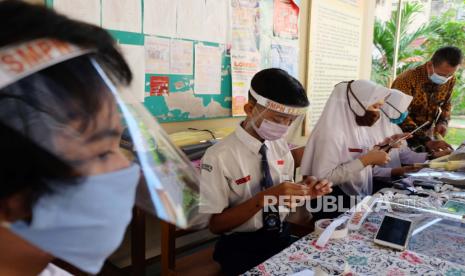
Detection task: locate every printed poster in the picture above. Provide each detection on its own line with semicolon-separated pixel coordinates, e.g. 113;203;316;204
231;50;260;116
273;0;299;39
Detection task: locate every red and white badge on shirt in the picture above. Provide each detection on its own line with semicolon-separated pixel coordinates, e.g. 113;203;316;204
235;175;251;185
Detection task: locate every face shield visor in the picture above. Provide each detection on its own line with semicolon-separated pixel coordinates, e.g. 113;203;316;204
380;89;413;124
0;39;199;273
242;88;308;148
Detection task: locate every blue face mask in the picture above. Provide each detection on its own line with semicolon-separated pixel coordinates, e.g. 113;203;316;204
10;164;140;274
429;66;453;85
390;111;409;125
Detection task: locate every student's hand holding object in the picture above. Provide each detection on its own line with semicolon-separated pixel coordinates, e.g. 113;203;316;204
377;133;412;149
260;179;332;208
360;149;391;166
302;176;333;198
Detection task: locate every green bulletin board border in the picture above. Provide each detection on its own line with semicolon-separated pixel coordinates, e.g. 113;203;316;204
142;37;232;123
46;0;236;123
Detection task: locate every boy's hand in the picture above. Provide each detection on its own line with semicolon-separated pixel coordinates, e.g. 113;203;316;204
260;182;313;208
263;181;312;198
302;176;333;198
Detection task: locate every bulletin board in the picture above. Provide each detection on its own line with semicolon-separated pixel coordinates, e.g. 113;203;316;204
46;0;301;123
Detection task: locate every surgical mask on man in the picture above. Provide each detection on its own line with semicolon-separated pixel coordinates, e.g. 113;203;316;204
252;119;289;141
10;163;141;274
429;66;453;85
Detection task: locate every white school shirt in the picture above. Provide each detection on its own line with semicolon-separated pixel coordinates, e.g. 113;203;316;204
199;123;295;232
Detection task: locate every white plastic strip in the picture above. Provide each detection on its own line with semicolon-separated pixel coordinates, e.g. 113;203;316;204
0;39;92;89
315;216;349;247
249;87;308;116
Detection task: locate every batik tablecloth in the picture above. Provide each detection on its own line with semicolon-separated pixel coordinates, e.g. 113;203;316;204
246;210;465;276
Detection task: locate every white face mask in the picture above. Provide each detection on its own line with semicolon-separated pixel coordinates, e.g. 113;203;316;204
252;119;289;141
10;164;141;274
429;66;453;85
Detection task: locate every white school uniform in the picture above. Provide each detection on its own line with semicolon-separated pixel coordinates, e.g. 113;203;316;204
370;89;427;177
199;123;294;232
301;80;390;196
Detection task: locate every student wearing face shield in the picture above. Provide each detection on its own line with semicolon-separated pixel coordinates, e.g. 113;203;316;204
199;69;333;275
0;1;199;275
301;80;407;218
372;89;425;177
392;46;462;153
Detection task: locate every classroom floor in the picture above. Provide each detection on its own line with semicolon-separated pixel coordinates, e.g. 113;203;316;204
145;239;220;276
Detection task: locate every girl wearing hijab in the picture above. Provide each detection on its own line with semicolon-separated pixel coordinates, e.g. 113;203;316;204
371;89;427;179
301;80;402;216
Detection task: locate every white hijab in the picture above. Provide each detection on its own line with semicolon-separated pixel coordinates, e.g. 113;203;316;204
301;80;390;196
369;89;413;168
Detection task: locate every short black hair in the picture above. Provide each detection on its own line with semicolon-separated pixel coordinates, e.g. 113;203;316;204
431;46;463;67
0;1;131;201
250;68;309;107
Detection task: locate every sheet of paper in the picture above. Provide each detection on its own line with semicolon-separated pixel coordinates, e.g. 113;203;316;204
194;44;222;95
144;0;177;37
102;0;141;33
170;40;193;75
273;0;300;39
231;50;260;116
176;0;205;41
145;36;170;74
231;0;260;52
203;0;229;43
54;0;100;26
271;41;299;78
119;44;146;102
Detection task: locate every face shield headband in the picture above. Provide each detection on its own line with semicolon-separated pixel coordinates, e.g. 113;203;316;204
0;39;200;229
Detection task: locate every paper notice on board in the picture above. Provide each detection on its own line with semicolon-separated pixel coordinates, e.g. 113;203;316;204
119;44;146;102
145;36;170;74
150;76;170;96
271;42;299;78
54;0;100;26
203;0;229;43
231;0;260;52
194;44;222;95
144;0;177;37
176;0;205;41
231;51;260;116
273;0;299;39
170;40;194;75
102;0;141;33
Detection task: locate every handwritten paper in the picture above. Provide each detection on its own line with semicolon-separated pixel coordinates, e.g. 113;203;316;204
203;0;229;43
54;0;100;26
144;0;177;37
170;40;193;75
176;0;205;41
145;36;170;74
102;0;141;33
194;44;222;95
